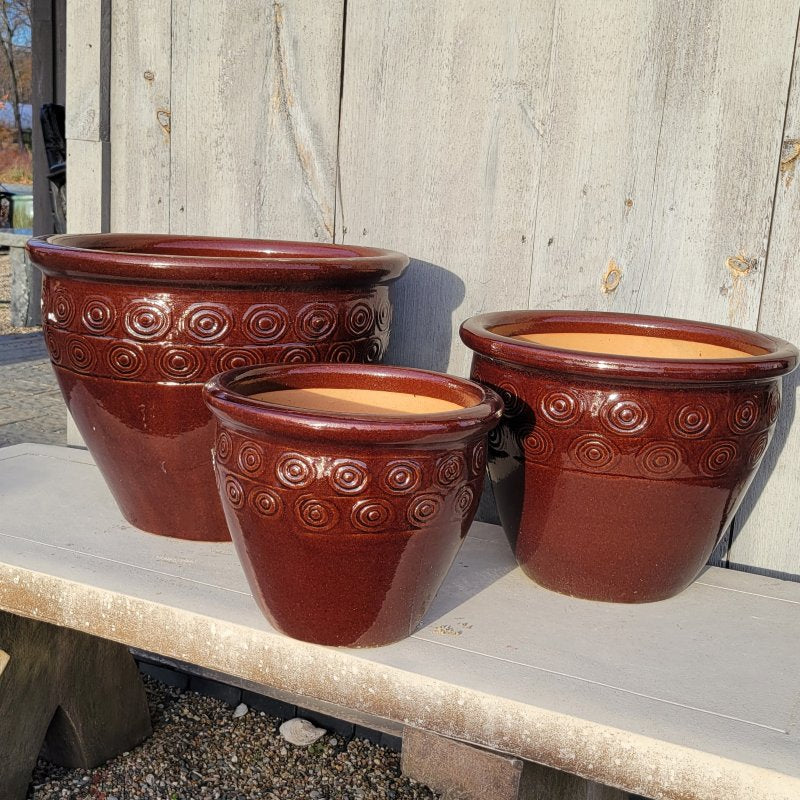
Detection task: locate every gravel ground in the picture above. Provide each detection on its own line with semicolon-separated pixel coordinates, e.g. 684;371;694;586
29;676;439;800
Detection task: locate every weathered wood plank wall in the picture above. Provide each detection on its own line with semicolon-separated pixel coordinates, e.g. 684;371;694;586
66;0;800;579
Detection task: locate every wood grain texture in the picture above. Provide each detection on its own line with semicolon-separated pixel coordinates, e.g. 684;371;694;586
168;0;343;240
65;0;109;142
729;14;800;580
337;0;552;374
526;1;796;330
66;138;109;233
109;0;171;232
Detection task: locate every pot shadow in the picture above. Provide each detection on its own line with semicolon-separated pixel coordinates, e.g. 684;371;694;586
725;368;799;580
385;258;465;373
417;524;519;628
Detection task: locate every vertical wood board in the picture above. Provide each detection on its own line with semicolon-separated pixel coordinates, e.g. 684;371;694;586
730;14;800;580
337;0;553;374
168;0;343;240
109;1;171;232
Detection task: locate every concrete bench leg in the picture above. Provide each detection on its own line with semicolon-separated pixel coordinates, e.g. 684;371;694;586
402;727;627;800
0;612;152;800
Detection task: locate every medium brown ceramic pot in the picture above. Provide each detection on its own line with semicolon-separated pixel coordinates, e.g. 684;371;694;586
203;363;502;646
461;310;798;603
28;234;408;542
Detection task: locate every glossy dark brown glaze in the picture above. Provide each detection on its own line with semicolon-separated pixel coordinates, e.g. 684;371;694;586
203;364;502;647
27;234;408;541
461;310;799;602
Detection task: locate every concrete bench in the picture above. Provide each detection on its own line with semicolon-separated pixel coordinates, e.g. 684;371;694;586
0;443;798;800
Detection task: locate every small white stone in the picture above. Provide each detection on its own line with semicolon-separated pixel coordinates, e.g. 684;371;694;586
279;717;327;746
232;702;248;718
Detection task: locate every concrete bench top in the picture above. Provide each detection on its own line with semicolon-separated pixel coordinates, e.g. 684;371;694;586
0;443;798;800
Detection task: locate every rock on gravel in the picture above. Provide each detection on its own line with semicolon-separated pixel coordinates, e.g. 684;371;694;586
279;718;327;747
28;675;439;799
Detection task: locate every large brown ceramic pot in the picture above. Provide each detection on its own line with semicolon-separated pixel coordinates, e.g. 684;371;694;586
27;234;408;542
460;310;798;603
203;363;502;646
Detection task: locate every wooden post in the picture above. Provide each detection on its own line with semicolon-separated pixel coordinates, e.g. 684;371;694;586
0;612;152;800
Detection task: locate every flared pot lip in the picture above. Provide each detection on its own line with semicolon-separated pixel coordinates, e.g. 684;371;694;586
460;310;799;384
27;233;409;288
203;363;503;445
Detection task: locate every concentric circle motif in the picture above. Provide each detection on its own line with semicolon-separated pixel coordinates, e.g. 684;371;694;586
327;342;357;363
671;403;713;439
487;424;505;452
700;441;739;477
185;303;232;342
281;346;315;364
454;484;475;518
45;329;62;364
296;497;338;530
215;348;261;372
107;343;145;378
496;382;525;418
345;302;375;337
747;432;769;468
330;460;368;494
249;487;282;517
570;434;618;471
636;442;683;478
124;301;171;340
539;390;581;427
436;454;466;487
364;337;384;363
215;432;232;462
224;475;245;509
296;303;338;342
767;388;781;425
237;442;264;475
377;300;392;331
519;426;554;462
407;494;443;527
157;347;203;382
50;288;75;327
351;498;394;531
381;460;422;494
600;399;649;435
729;398;759;434
66;336;96;373
276;452;315;488
81;296;115;334
471;441;487;476
243;304;289;343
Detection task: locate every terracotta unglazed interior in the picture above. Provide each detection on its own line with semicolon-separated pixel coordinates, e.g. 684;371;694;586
204;363;502;647
28;233;408;542
513;331;756;360
461;310;798;603
252;387;465;415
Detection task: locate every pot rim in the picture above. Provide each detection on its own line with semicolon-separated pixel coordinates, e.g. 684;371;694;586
460;310;799;383
203;363;503;445
27;234;409;288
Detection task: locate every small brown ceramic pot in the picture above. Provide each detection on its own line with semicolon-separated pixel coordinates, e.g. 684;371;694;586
203;363;502;647
461;310;798;603
28;234;408;542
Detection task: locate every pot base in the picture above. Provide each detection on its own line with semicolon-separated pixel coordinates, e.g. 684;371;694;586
54;367;230;542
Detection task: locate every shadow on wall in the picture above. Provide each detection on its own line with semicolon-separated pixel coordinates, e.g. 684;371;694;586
727;367;798;580
385;258;465;373
384;259;500;524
